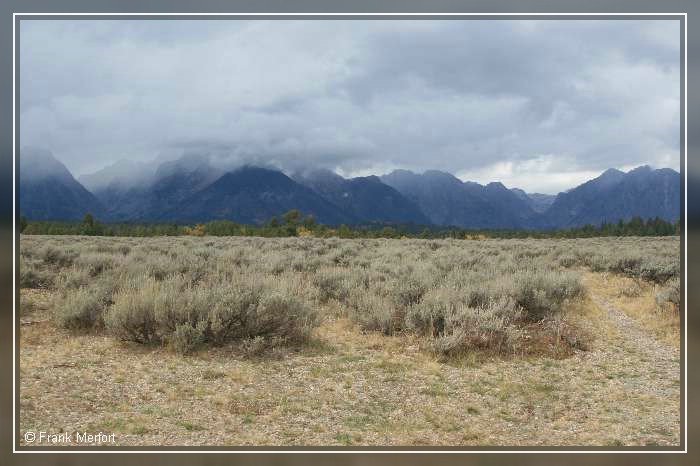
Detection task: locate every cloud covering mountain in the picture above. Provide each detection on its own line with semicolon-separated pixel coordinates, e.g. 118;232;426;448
19;150;681;230
20;20;680;194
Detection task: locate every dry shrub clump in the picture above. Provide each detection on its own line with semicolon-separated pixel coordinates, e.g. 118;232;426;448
655;277;680;312
430;297;524;357
551;237;679;284
18;234;679;358
53;287;108;330
105;275;318;353
19;256;53;289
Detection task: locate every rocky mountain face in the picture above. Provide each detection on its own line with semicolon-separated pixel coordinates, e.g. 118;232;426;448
294;169;430;225
157;166;355;225
380;170;541;229
510;188;556;214
543;166;680;228
20;149;681;229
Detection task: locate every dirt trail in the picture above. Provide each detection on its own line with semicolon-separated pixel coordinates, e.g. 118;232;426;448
584;277;680;403
590;293;679;362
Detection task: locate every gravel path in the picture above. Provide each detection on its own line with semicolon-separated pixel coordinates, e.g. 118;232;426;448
588;291;680;405
591;293;679;361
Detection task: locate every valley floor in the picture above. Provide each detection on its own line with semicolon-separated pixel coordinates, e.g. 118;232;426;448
19;271;680;447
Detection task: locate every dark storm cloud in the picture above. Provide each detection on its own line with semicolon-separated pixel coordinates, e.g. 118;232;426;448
19;19;680;193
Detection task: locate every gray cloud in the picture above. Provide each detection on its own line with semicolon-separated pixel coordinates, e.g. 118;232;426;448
20;19;680;193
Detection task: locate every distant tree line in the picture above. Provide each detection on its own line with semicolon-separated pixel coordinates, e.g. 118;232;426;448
19;211;681;239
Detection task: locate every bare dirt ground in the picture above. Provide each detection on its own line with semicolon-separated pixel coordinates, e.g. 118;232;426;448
19;272;680;447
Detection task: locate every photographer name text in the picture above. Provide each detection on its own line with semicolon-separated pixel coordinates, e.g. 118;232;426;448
24;430;116;444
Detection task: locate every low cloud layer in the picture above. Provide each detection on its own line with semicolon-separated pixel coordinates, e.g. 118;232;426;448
20;19;680;193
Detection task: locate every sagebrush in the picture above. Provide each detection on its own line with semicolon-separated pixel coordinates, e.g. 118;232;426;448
19;234;680;356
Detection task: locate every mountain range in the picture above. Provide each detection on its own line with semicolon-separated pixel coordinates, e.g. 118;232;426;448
19;148;681;230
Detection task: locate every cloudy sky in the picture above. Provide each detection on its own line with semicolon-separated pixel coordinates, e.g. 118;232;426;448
20;19;680;194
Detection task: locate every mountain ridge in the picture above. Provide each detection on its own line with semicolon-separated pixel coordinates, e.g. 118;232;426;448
20;149;681;229
19;147;105;221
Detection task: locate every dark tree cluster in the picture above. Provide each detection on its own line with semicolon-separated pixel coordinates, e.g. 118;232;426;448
20;211;681;239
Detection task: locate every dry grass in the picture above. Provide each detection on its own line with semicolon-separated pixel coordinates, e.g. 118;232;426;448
18;235;680;447
583;272;680;348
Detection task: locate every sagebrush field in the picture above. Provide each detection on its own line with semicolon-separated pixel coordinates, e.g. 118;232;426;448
19;235;681;446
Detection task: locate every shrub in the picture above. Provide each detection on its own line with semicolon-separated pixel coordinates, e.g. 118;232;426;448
347;291;398;335
656;277;680;310
391;277;429;309
170;322;206;354
247;292;317;343
19;257;52;288
153;278;207;334
39;246;76;267
240;335;287;357
106;275;318;349
264;254;291;275
55;266;92;290
206;281;265;344
240;336;268;357
405;287;462;336
54;287;108;329
106;278;160;343
20;234;677;358
512;271;584;321
432;298;523;357
639;260;678;284
609;255;643;276
618;281;643;298
313;272;350;303
558;254;577;268
20;295;37;316
75;253;117;277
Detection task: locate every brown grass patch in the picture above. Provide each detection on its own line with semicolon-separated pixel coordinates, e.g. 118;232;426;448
583;272;680;348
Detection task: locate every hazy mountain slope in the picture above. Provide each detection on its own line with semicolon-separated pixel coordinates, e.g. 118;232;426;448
381;170;540;229
295;169;430;224
19;148;104;221
544;166;680;227
79;159;158;195
510;188;556;213
26;152;681;229
90;154;222;221
162;166;355;225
